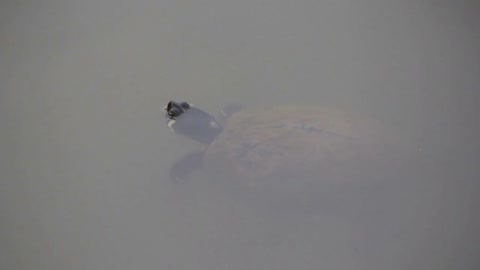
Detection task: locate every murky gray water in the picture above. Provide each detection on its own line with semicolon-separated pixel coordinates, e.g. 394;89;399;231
1;1;479;269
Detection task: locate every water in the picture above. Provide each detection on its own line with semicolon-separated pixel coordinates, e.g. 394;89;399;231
1;1;479;269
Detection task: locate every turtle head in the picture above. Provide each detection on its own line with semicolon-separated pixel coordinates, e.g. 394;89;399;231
164;100;223;145
164;100;190;119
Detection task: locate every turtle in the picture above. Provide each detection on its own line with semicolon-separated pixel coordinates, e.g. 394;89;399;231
164;100;406;210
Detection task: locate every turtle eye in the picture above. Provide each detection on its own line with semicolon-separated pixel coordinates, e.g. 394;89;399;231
165;101;173;110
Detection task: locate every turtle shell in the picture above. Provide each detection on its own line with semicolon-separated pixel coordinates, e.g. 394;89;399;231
202;105;399;201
